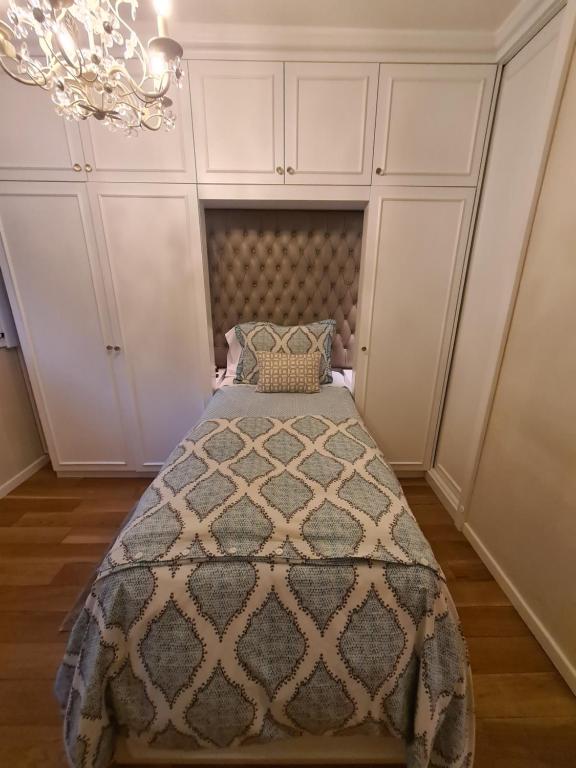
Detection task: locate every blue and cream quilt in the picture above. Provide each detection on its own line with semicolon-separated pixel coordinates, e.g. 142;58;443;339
56;386;474;768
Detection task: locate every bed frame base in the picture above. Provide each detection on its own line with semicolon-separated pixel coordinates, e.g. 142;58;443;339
115;733;406;765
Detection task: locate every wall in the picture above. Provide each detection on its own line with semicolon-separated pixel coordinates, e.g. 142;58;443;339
0;348;45;495
464;46;576;692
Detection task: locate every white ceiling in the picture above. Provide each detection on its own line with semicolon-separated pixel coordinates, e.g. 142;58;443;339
142;0;523;32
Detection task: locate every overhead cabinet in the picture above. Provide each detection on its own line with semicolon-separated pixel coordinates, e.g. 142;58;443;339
0;181;211;474
189;61;285;185
189;61;378;185
372;64;496;186
0;65;197;183
0;74;87;182
284;62;378;185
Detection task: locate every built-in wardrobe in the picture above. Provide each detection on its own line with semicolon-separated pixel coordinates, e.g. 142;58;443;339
0;9;566;482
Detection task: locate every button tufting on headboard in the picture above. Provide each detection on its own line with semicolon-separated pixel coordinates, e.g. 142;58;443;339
205;209;363;369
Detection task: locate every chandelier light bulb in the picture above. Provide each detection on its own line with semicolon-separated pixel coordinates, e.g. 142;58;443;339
0;0;185;135
153;0;172;18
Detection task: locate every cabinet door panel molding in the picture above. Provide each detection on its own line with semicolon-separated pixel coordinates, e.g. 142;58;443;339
373;64;496;186
189;61;285;184
0;183;129;470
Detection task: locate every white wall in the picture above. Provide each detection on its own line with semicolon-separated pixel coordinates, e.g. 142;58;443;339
0;347;45;495
464;44;576;693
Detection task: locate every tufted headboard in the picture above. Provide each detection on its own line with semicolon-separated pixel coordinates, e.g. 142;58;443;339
205;209;363;369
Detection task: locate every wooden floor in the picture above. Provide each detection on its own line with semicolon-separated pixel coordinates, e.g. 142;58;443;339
0;467;575;768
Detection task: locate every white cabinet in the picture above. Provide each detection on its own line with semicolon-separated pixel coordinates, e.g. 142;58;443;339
433;16;562;514
0;182;128;470
0;181;212;474
88;183;211;470
356;187;475;472
189;61;378;185
0;74;86;181
373;64;496;186
189;61;284;184
0;67;196;183
79;66;196;183
284;63;378;185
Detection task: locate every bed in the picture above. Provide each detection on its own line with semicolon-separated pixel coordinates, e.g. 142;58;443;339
55;382;474;768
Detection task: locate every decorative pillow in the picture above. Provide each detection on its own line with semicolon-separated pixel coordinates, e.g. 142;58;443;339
256;351;321;394
234;320;336;384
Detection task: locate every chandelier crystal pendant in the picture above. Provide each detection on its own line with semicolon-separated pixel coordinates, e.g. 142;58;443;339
0;0;184;135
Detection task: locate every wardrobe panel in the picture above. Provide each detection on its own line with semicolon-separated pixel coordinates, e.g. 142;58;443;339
89;183;211;469
357;187;474;471
373;64;496;186
0;74;86;181
434;15;563;514
0;183;128;469
189;61;284;184
284;62;378;185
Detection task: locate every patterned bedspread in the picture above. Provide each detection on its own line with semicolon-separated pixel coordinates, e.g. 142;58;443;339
56;387;474;768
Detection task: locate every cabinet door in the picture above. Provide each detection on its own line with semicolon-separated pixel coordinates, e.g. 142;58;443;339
79;65;196;183
373;64;496;186
189;61;284;184
0;74;86;181
89;183;212;470
355;187;474;472
284;62;378;185
0;182;129;471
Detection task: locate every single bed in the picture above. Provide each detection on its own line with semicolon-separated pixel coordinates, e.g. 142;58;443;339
55;383;474;768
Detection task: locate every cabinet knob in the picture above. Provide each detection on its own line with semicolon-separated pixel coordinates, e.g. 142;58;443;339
361;346;367;352
286;166;295;175
85;163;93;172
73;163;82;172
375;167;383;176
113;345;121;352
106;344;113;351
276;166;284;175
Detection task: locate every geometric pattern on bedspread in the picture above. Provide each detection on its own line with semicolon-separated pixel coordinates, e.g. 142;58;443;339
100;415;436;572
55;413;475;768
57;559;473;768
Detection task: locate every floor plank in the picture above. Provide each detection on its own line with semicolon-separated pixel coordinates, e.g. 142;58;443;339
475;717;576;768
475;674;576;718
457;606;531;637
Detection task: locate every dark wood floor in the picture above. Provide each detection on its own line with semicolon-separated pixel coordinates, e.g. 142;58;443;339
0;467;575;767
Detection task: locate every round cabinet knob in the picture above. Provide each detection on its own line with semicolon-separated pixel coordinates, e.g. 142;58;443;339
85;163;93;172
73;163;82;172
276;166;284;175
106;344;113;351
375;167;383;176
361;346;367;352
113;345;121;352
286;166;295;175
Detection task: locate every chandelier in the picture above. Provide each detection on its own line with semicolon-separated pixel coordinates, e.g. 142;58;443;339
0;0;184;135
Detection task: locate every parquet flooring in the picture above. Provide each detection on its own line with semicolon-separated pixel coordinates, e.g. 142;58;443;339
0;467;574;767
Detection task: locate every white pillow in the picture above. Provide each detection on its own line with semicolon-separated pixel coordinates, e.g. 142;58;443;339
224;327;242;379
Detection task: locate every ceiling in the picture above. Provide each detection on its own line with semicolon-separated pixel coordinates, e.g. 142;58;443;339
141;0;523;32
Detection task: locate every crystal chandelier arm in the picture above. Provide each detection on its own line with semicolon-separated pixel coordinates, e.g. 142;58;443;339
1;0;181;135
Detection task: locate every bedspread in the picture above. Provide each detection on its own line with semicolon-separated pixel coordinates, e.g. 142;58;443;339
56;387;474;768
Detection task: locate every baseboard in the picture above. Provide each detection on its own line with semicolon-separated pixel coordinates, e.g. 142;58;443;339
0;453;49;498
463;522;576;695
426;466;461;525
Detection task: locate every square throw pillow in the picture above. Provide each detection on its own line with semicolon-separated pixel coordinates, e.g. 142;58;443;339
256;351;321;393
234;320;336;384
